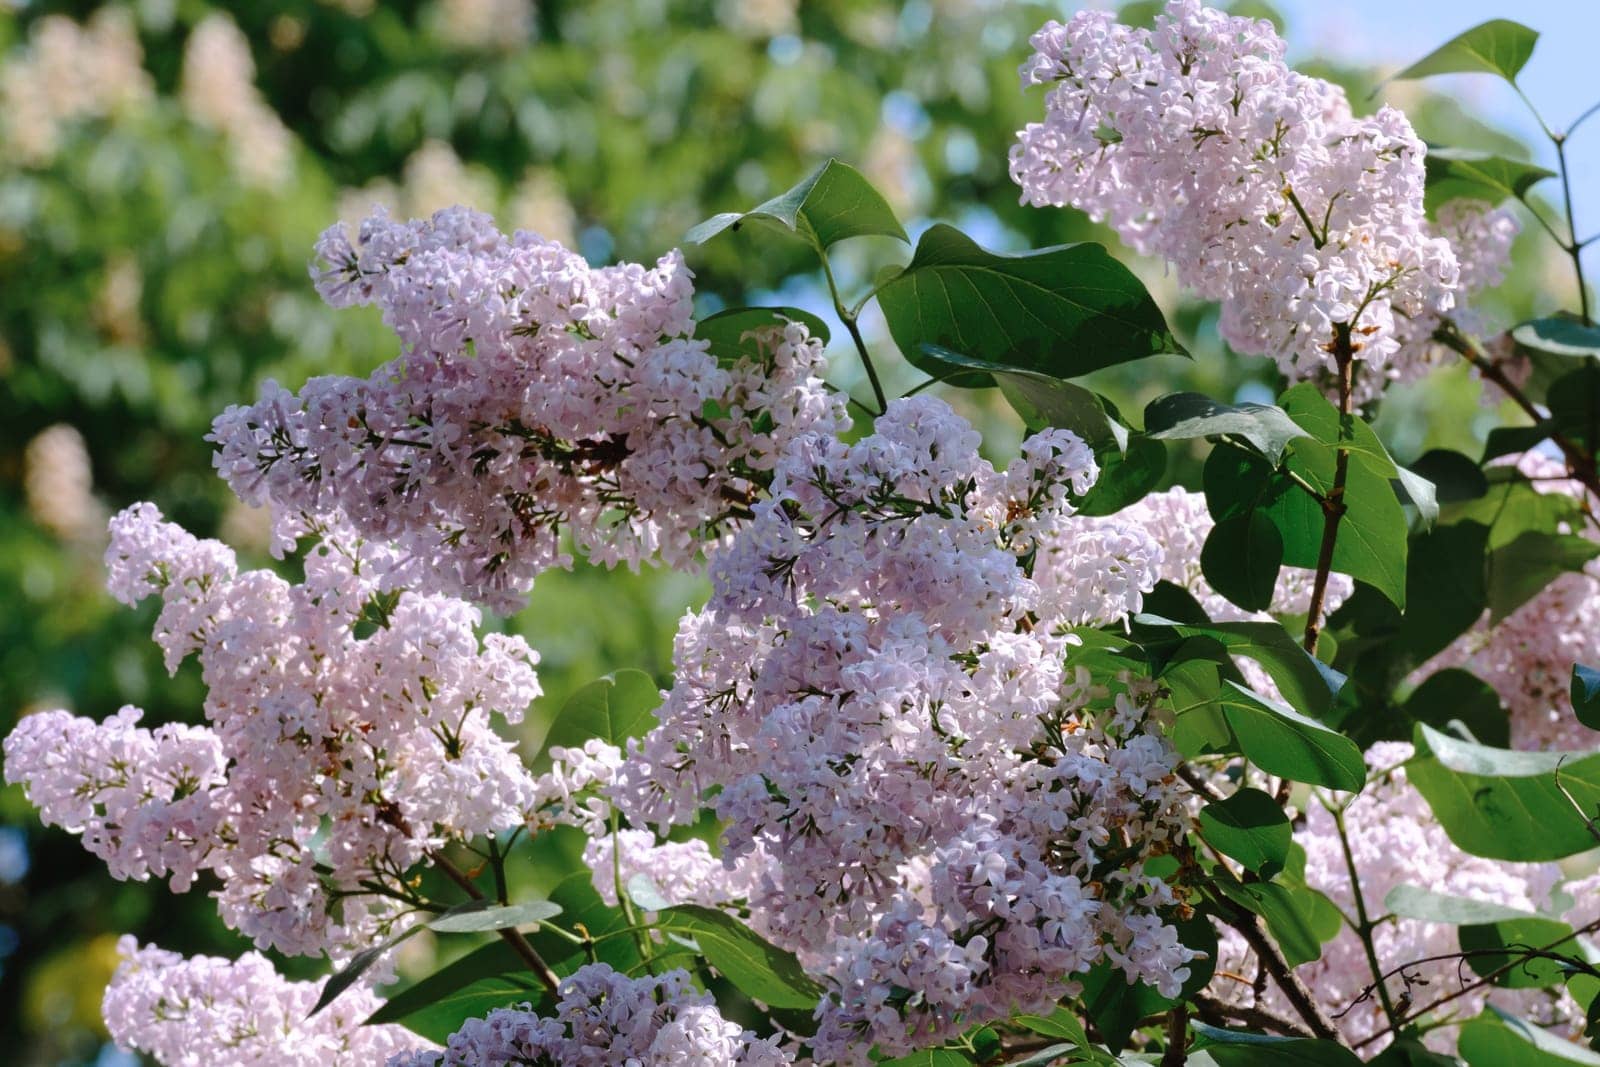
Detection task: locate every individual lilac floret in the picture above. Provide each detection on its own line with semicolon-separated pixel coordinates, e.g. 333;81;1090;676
4;503;543;959
210;206;847;609
611;396;1195;1060
102;937;418;1066
385;963;793;1066
1010;0;1457;382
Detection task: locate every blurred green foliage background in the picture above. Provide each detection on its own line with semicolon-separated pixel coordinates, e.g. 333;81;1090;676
0;1;1562;1062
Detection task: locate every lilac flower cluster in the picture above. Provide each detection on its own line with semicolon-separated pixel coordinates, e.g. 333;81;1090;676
1010;0;1457;380
611;397;1196;1060
210;207;846;609
385;963;792;1066
3;503;543;958
103;937;417;1066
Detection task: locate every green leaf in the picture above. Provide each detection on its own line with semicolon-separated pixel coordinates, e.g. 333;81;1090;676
877;224;1184;386
1017;1007;1091;1044
1390;20;1540;84
1487;530;1600;623
1072;435;1167;516
1459;1007;1600;1065
1201;511;1284;614
694;306;831;366
1398;522;1490;663
1134;616;1346;720
534;669;660;774
1459;914;1578;988
1217;681;1366;791
1513;316;1600;359
1407;449;1488;504
686;159;907;248
1424;149;1555;213
1198;787;1292;877
1385;884;1539;926
1402;668;1509;748
426;899;563;934
1573;665;1600;731
659;905;823;1010
1077;959;1173;1051
1192;1023;1364;1065
877;1052;974;1066
1407;723;1600;861
1144;393;1307;465
917;344;1124;449
1215;880;1343;967
365;942;545;1042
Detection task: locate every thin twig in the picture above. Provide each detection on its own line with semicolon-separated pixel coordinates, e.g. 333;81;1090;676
1212;896;1341;1040
1302;327;1354;655
1161;1003;1189;1066
432;851;562;993
1192;992;1313;1038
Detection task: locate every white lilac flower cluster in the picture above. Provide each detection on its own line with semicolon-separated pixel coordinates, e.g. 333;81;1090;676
610;396;1196;1061
1214;743;1588;1053
1419;452;1600;750
210;207;847;610
1009;0;1458;380
103;936;418;1067
1378;199;1522;405
385;963;793;1066
2;503;543;958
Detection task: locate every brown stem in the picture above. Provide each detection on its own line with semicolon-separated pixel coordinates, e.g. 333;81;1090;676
433;851;562;993
1435;324;1600;501
1302;328;1355;655
1161;1003;1189;1066
1192;992;1313;1038
1216;903;1341;1040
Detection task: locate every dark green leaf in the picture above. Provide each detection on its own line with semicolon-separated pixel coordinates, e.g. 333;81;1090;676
534;669;660;774
1546;364;1600;452
694;306;831;366
1390;20;1539;83
1424;149;1555;213
1077;959;1173;1051
1215;880;1343;967
1483;424;1553;462
1398;522;1489;663
917;343;1124;448
365;942;545;1041
1460;914;1578;988
1134;616;1346;719
877;1051;974;1066
1574;665;1600;731
686;159;907;248
1486;530;1600;623
1408;723;1600;861
427;899;562;934
1072;435;1167;516
1459;1006;1600;1065
1192;1022;1364;1065
1201;511;1284;613
1144;393;1307;464
1217;681;1366;791
1402;668;1509;748
1198;787;1292;877
1407;449;1488;504
878;224;1184;386
1514;316;1600;360
660;905;823;1010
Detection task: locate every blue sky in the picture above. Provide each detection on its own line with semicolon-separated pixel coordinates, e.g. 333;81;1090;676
1278;0;1600;273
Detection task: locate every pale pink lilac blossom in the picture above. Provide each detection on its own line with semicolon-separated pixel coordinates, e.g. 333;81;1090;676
385;963;793;1066
210;207;846;610
612;396;1196;1061
103;936;418;1067
1010;0;1457;381
4;503;543;958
